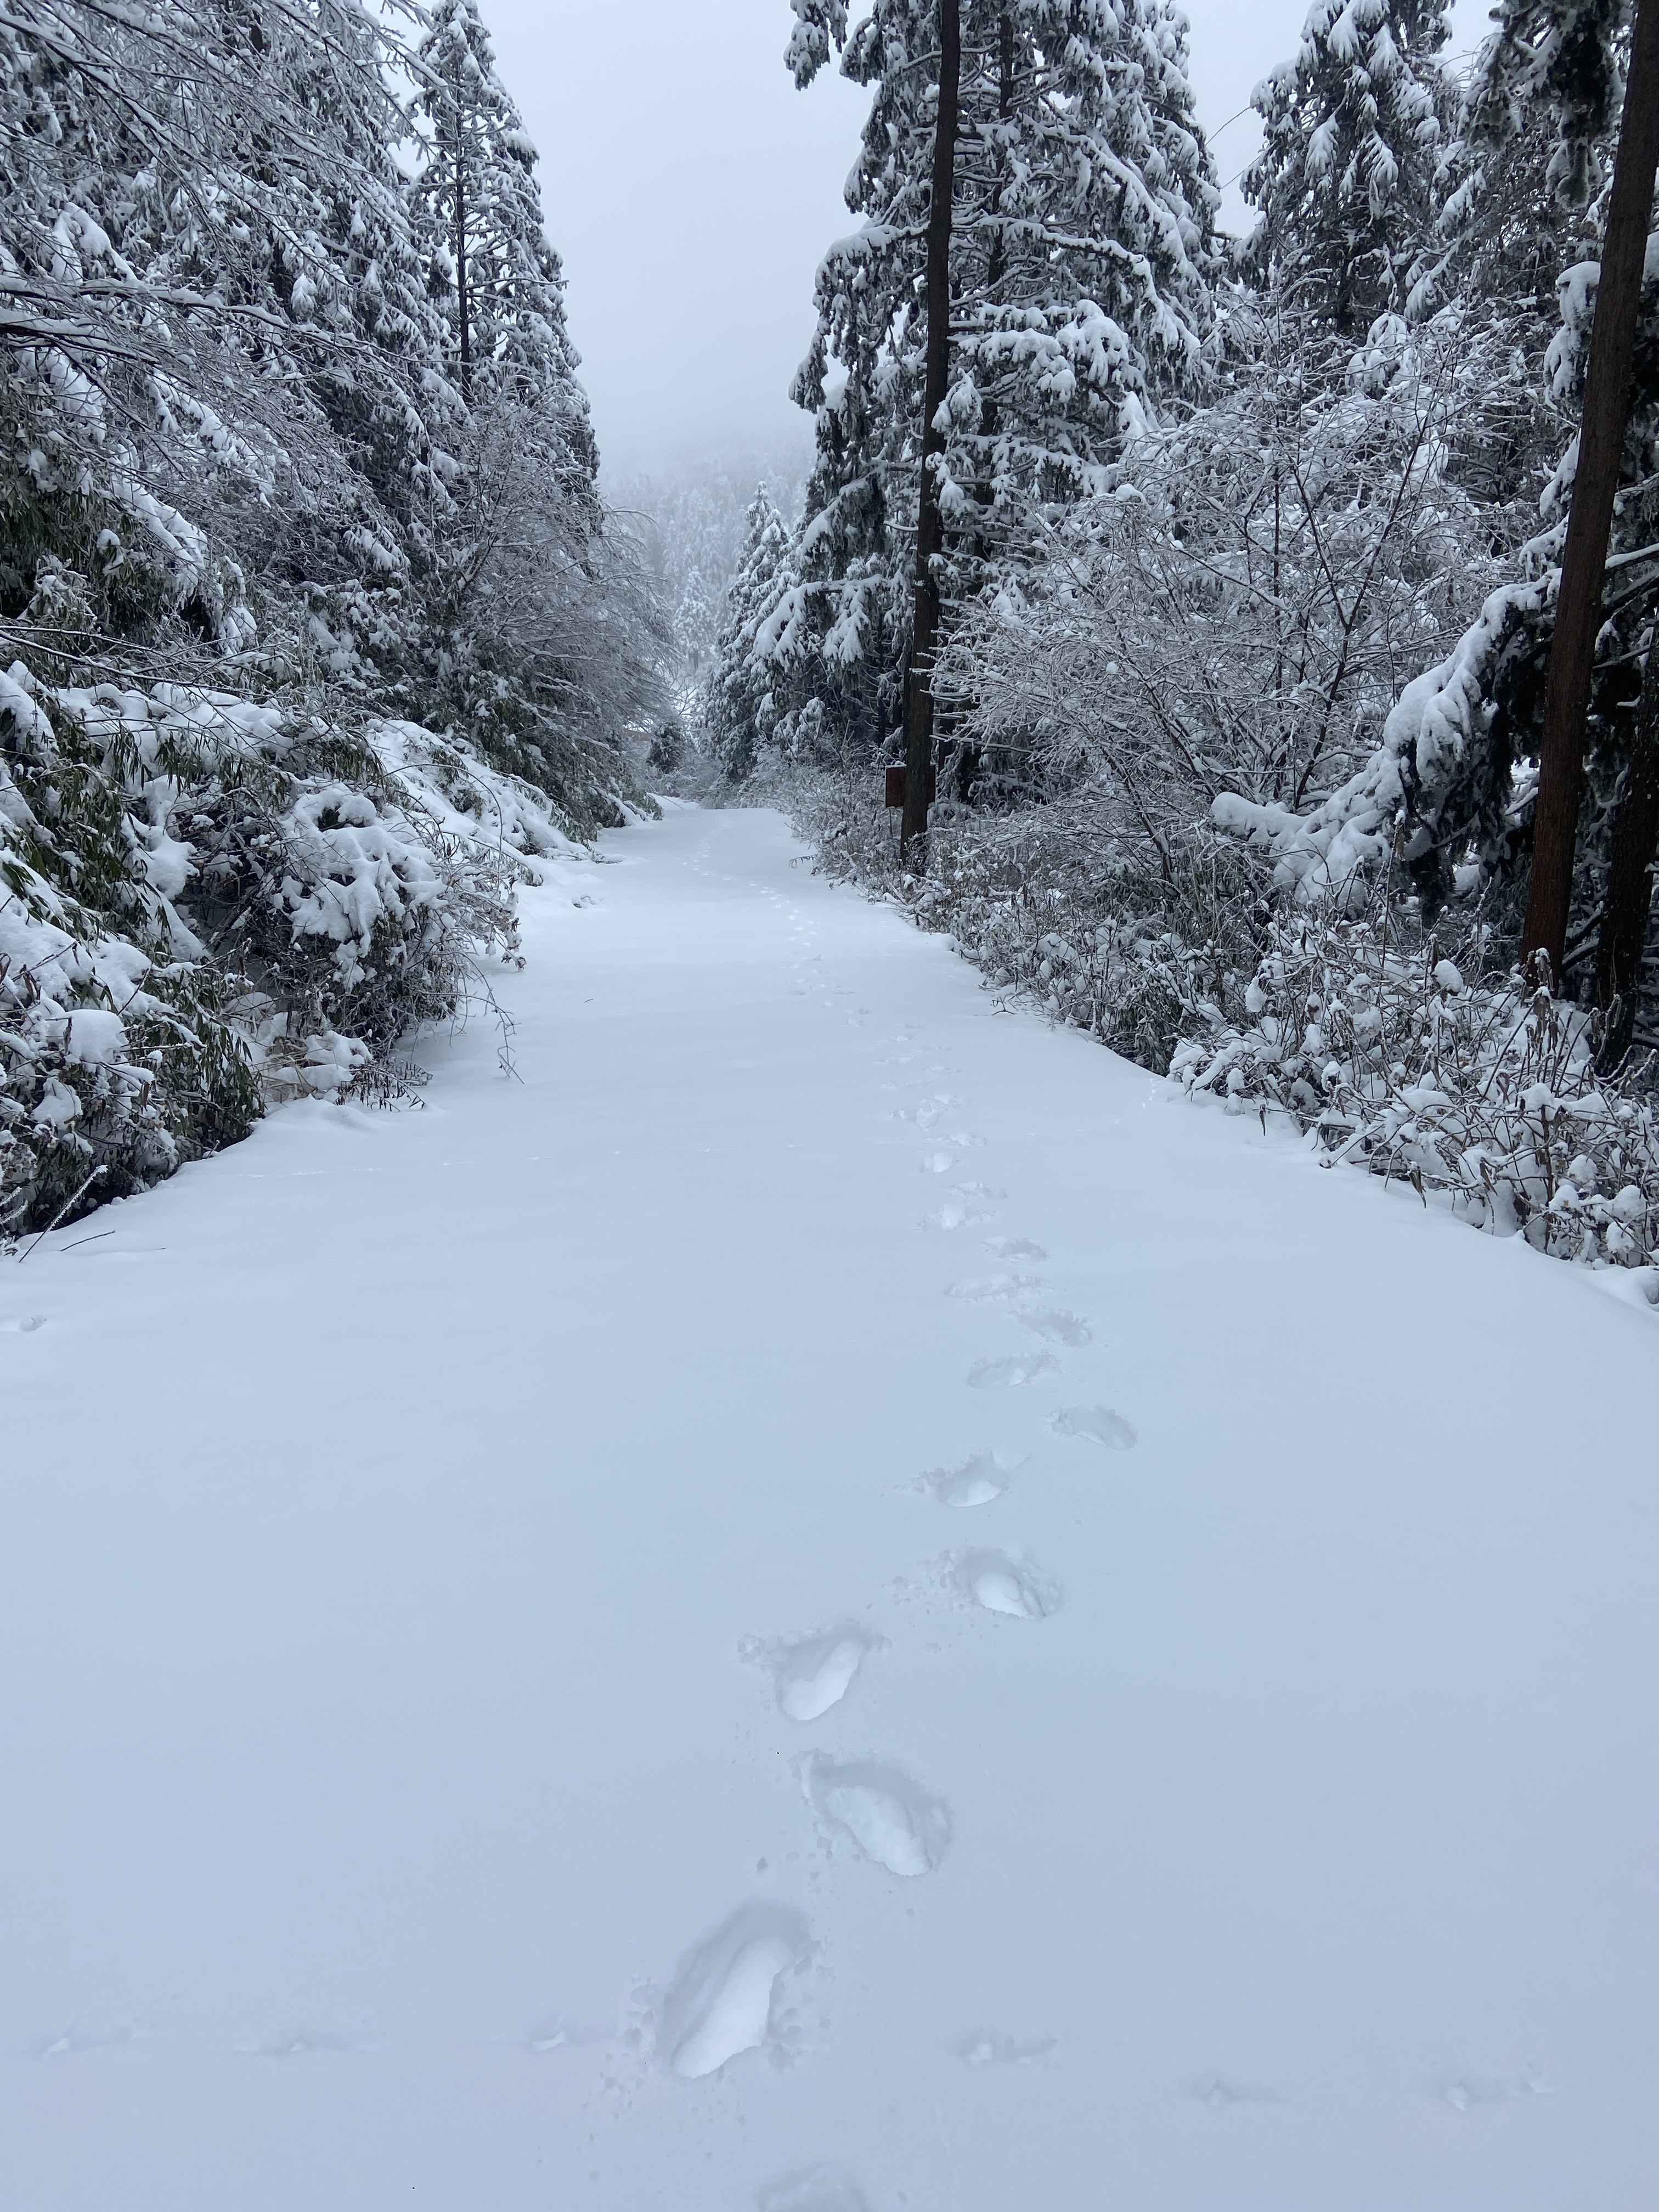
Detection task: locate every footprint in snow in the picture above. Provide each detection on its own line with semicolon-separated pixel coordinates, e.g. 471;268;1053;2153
955;2029;1058;2067
800;1754;951;1877
920;1449;1022;1507
743;1626;876;1720
756;2165;872;2212
921;1184;1002;1232
1050;1404;1137;1449
946;1271;1042;1305
968;1350;1059;1389
1018;1306;1092;1347
958;1549;1061;1618
235;2028;374;2058
984;1235;1047;1261
660;1903;810;2080
1187;2071;1288;2109
36;2023;143;2059
921;1135;983;1172
1430;2068;1554;2110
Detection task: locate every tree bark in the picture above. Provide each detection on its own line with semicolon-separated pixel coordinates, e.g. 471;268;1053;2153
1595;635;1659;1065
953;9;1013;811
452;96;471;402
900;0;961;859
1521;0;1659;983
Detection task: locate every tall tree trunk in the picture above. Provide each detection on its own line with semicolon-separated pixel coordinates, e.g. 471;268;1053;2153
1595;633;1659;1065
1521;0;1659;983
984;10;1013;292
900;0;961;859
955;9;1013;809
453;103;471;403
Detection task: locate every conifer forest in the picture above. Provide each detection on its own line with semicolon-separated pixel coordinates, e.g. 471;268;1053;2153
4;5;1657;2208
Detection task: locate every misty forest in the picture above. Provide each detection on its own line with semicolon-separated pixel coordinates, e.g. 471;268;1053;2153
4;3;1657;2209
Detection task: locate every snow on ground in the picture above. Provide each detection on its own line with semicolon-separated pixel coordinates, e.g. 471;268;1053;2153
3;803;1656;2211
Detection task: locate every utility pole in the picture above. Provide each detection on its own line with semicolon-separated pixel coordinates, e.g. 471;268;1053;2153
900;0;961;860
1521;0;1659;983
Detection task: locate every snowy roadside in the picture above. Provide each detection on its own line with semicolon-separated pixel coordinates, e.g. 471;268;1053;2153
753;770;1659;1313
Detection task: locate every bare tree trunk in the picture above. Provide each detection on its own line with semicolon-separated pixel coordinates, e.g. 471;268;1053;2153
900;0;961;860
1595;634;1659;1065
1521;0;1659;983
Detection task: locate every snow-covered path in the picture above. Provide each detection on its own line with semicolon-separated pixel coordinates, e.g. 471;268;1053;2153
5;803;1656;2211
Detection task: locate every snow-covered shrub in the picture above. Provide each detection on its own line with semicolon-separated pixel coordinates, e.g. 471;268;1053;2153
0;657;565;1240
0;828;261;1243
1173;907;1658;1267
946;307;1509;831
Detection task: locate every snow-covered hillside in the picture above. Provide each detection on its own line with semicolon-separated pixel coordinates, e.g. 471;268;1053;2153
4;804;1654;2211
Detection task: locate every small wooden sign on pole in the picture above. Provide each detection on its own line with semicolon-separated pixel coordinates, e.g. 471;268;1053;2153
884;761;936;810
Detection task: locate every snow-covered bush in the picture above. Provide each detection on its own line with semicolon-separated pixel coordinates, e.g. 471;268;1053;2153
0;659;566;1242
946;307;1509;826
0;748;262;1242
1173;907;1658;1268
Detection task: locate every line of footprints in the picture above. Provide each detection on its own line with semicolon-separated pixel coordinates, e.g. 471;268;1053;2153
659;1005;1139;2175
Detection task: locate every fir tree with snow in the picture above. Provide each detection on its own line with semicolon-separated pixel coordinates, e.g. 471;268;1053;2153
404;0;658;830
742;0;1218;778
1244;0;1455;336
409;0;594;458
708;488;794;779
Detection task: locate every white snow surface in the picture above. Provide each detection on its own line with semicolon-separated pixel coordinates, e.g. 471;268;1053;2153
3;803;1656;2210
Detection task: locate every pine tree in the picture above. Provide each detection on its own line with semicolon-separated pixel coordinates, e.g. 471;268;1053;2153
757;0;1217;777
405;0;644;814
0;0;455;619
1244;0;1455;336
1471;0;1632;207
1513;0;1659;1001
1389;0;1659;1037
409;0;593;464
708;489;794;781
950;0;1217;509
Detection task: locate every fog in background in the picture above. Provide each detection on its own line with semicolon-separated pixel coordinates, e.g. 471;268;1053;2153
482;0;1497;479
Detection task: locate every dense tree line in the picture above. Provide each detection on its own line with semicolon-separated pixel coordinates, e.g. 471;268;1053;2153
0;0;664;1238
707;0;1659;1274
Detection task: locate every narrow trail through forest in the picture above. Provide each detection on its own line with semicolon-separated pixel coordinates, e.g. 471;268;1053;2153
4;803;1655;2211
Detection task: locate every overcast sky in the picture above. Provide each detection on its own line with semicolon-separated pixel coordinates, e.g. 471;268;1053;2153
481;0;1495;479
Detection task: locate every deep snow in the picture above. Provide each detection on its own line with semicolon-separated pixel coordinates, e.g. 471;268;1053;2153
3;802;1656;2211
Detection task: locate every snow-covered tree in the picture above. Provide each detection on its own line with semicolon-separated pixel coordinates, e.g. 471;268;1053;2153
946;307;1505;887
1470;0;1632;208
746;0;1217;772
947;0;1218;510
409;0;588;441
610;456;806;727
0;0;658;1235
708;489;795;779
1244;0;1455;336
400;0;656;821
